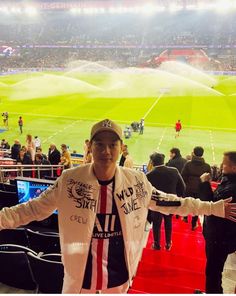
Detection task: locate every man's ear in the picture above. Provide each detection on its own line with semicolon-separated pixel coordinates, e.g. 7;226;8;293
232;164;236;173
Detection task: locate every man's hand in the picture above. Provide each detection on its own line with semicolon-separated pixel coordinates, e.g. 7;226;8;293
200;172;211;183
224;197;236;222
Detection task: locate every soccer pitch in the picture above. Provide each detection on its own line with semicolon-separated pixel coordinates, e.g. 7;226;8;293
0;62;236;166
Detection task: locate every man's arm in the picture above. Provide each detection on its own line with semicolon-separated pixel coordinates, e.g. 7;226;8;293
199;172;214;201
176;171;186;197
149;188;236;221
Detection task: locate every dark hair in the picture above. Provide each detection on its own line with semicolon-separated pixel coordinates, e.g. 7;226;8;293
35;153;43;160
150;152;165;166
193;146;204;157
224;151;236;165
170;147;181;157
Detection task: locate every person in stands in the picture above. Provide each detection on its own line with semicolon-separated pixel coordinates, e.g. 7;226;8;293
147;152;186;251
181;146;211;230
166;147;187;173
200;151;236;294
0;119;236;294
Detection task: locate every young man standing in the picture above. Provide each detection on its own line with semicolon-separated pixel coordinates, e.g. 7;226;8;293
0;119;236;294
200;151;236;294
175;119;182;138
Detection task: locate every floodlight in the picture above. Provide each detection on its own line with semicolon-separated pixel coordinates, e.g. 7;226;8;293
24;6;38;16
168;4;182;12
142;4;158;15
214;0;234;12
0;6;10;14
11;7;22;14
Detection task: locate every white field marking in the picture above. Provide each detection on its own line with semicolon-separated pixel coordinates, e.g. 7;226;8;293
42;120;81;144
147;121;236;132
10;112;236;132
156;127;167;151
209;130;216;163
143;93;164;120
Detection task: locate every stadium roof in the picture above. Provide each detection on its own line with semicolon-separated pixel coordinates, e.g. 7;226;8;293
0;0;235;13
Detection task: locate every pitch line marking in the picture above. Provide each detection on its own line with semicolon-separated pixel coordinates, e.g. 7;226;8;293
42;120;80;144
209;130;216;163
156;127;167;151
143;93;164;120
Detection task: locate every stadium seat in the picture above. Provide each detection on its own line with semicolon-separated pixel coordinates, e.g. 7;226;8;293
0;190;18;209
0;228;29;246
0;244;37;290
26;228;61;253
27;251;64;293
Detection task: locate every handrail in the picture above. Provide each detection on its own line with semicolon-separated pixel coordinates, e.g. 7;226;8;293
0;164;64;183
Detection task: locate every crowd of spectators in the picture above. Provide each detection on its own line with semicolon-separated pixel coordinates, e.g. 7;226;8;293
1;11;236;70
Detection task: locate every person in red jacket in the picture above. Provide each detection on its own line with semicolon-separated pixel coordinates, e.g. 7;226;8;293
175;119;182;138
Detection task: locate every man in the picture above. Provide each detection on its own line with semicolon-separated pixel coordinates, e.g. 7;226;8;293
119;144;134;168
200;151;236;294
59;144;72;169
175;119;182;138
34;153;51;179
18;116;23;134
0;119;236;294
166;147;187;173
147;152;186;251
2;111;8;130
11;139;21;160
139;118;144;135
48;143;61;165
182;146;211;230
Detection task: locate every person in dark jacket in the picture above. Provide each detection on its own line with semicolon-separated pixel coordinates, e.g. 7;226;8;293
199;151;236;294
181;146;211;230
11;139;21;160
166;147;187;173
48;143;61;165
35;153;51;179
146;152;186;251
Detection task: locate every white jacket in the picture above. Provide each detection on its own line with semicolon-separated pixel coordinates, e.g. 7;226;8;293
0;164;225;293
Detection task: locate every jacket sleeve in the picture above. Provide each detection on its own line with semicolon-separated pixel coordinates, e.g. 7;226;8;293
199;181;214;201
0;178;60;230
176;172;186;197
148;188;225;218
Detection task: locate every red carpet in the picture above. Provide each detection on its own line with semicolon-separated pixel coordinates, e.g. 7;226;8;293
129;216;206;294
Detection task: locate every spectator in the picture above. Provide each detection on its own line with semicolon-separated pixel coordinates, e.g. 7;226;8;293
26;134;36;162
35;153;51;179
59;144;72;169
119;144;134;168
146;152;186;251
83;139;93;164
16;147;33;177
0;119;235;293
166;147;187;173
36;147;48;161
48;143;61;165
200;151;236;293
11;139;21;160
182;146;211;230
0;139;10;150
34;136;41;149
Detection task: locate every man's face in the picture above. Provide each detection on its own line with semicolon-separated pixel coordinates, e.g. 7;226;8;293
170;152;175;159
222;155;236;174
90;131;122;168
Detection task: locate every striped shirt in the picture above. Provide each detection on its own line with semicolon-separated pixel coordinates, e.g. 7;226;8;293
82;178;129;290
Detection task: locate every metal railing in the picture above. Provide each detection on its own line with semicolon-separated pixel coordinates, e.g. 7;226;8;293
0;164;64;183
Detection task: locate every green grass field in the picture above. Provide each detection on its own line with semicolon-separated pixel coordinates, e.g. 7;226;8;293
0;62;236;166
